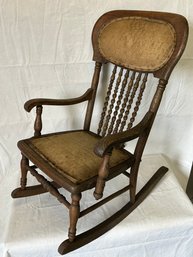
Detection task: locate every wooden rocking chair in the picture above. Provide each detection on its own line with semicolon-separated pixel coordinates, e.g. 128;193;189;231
11;10;188;255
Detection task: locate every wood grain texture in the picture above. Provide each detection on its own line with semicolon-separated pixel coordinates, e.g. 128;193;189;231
58;167;168;255
24;89;93;112
11;10;188;255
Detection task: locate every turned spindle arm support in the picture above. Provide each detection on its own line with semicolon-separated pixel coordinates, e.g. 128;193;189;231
93;111;154;200
23;89;93;136
94;111;154;157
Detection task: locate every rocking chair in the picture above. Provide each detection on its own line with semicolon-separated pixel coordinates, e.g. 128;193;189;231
11;10;188;255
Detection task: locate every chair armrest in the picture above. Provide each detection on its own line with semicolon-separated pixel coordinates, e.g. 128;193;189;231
94;111;154;157
24;88;93;112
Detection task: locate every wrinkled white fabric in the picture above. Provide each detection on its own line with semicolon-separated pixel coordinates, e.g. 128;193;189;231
1;155;193;257
1;1;193;257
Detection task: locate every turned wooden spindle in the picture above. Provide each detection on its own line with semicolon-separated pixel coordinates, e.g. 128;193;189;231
20;154;29;189
94;154;110;200
113;69;130;134
106;67;124;135
149;79;167;113
119;71;136;132
68;193;82;242
102;67;123;136
34;105;43;137
108;69;129;134
127;73;148;130
97;65;117;135
30;168;70;208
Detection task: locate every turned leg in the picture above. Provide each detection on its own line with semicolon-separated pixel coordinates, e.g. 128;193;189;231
20;154;29;189
94;154;110;200
68;193;81;242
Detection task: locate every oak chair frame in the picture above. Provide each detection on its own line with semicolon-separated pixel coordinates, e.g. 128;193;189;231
11;10;188;255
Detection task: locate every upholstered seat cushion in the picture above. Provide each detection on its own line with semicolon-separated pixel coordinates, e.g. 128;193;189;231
23;131;132;184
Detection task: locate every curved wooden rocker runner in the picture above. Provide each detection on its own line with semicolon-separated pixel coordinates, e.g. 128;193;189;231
12;10;188;255
58;167;168;254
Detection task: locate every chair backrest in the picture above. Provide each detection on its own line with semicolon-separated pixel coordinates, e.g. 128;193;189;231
87;10;188;136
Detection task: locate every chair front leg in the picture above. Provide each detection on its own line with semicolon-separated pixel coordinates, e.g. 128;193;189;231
68;193;82;242
94;154;110;200
20;154;29;189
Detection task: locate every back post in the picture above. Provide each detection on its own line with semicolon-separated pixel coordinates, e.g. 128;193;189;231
84;62;102;131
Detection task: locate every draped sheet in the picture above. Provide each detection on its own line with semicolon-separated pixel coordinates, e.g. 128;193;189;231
1;155;193;257
1;1;193;256
0;0;193;178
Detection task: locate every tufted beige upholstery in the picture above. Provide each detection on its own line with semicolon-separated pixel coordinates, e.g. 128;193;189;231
27;131;133;184
98;17;176;71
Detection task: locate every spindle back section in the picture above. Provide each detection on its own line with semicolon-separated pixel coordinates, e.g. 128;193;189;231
91;10;188;136
97;65;149;136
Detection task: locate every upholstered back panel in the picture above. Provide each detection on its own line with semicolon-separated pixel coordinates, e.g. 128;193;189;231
98;17;176;71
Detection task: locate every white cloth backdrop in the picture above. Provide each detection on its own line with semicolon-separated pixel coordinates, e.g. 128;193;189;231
1;1;193;256
0;0;193;183
2;155;193;257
